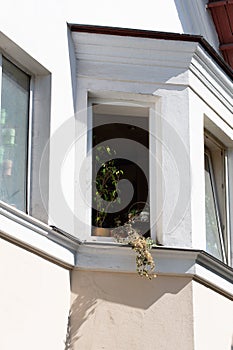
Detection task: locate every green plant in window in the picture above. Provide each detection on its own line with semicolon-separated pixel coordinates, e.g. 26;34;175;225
93;145;124;228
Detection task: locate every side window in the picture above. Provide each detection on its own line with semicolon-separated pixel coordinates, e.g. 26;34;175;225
204;132;227;262
0;57;30;211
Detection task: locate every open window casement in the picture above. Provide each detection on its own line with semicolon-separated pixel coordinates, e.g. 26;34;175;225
204;132;228;263
84;100;158;241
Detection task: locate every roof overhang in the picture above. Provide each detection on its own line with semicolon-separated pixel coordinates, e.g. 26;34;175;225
69;23;233;80
207;0;233;69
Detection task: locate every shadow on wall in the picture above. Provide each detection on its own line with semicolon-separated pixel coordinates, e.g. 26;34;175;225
64;293;97;350
65;270;192;349
72;270;191;309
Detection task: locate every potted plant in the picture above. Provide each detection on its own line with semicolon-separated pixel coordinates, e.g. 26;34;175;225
92;145;124;236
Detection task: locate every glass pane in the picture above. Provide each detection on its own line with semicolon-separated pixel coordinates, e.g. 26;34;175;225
0;58;30;211
205;153;223;260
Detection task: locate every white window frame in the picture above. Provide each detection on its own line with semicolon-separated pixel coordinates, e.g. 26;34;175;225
205;149;226;262
204;131;230;264
74;94;160;242
0;53;32;213
0;33;51;223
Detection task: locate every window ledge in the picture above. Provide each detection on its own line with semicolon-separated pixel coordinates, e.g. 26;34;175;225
1;201;232;299
0;201;79;268
76;243;233;299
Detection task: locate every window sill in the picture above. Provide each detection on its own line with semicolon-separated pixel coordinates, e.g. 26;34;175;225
76;243;233;299
0;201;78;268
1;201;233;299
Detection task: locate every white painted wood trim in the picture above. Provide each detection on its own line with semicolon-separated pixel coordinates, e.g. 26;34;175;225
190;45;233;116
26;77;34;214
0;31;49;75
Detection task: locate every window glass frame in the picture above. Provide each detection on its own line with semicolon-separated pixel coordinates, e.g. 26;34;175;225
204;131;229;263
79;97;158;242
0;53;32;213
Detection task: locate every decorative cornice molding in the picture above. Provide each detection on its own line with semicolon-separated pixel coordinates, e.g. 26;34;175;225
190;45;233;115
0;201;232;299
0;228;74;270
0;201;80;267
73;28;232;124
69;23;233;80
75;244;233;299
193;44;233;96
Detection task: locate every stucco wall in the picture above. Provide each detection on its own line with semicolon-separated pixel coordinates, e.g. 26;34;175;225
70;270;194;350
0;0;182;234
0;238;71;350
193;280;233;350
0;0;219;235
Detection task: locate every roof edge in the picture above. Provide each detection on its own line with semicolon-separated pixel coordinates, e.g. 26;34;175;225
68;23;233;80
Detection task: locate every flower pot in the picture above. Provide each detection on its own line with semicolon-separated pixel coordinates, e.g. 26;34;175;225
2;128;16;145
92;227;111;237
3;159;13;176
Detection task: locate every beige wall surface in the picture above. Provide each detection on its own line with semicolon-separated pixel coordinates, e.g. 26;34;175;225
0;238;71;350
193;281;233;350
70;270;194;350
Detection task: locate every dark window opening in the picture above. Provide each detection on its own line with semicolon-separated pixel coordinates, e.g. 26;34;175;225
92;105;150;237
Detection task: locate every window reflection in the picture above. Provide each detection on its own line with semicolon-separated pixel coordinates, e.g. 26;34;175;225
0;58;30;211
205;152;224;260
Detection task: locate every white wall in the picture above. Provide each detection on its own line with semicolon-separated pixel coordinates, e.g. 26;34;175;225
193;280;233;350
0;238;71;350
174;0;219;50
0;0;219;234
0;0;184;138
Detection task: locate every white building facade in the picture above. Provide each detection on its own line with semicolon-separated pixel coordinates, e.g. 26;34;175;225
0;1;233;349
